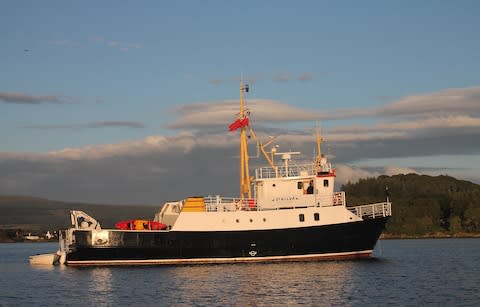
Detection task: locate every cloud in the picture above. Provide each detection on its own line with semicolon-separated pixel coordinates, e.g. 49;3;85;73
273;72;291;82
48;40;83;48
0;126;477;204
89;121;144;128
165;85;480;166
1;85;480;203
49;40;71;46
0;92;64;104
273;72;314;83
89;35;141;51
208;79;223;85
46;132;196;160
208;72;313;85
169;86;480;131
324;86;480;120
298;73;313;82
383;166;419;176
22;121;145;130
167;99;324;129
378;86;480;118
334;164;419;186
0;131;241;203
208;74;263;86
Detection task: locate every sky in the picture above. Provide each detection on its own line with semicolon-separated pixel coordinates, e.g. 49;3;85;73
1;0;480;204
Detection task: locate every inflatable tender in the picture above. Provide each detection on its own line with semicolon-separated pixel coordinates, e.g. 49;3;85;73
115;219;167;230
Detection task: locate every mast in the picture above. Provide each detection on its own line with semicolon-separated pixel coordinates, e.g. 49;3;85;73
239;81;251;200
315;126;324;172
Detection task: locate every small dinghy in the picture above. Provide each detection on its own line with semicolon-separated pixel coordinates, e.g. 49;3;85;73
29;253;59;265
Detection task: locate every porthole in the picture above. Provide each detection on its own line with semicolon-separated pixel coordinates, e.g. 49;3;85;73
249;219;253;223
236;219;239;223
299;214;305;222
314;213;320;221
263;218;266;222
272;184;276;187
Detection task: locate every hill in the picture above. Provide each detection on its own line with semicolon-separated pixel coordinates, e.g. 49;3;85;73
0;195;159;241
342;174;480;237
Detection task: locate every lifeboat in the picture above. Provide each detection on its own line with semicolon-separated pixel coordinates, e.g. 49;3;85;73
115;219;167;230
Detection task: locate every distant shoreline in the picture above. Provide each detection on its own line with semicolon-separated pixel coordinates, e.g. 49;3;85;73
381;233;480;240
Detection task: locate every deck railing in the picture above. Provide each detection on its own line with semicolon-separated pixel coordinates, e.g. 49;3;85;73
203;191;346;212
204;196;258;212
255;163;332;179
348;202;392;219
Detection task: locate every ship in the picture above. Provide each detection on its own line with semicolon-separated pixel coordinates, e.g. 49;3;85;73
49;83;391;266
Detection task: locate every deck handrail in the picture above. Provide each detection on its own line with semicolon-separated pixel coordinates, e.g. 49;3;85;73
255;163;332;179
347;202;392;219
203;191;346;212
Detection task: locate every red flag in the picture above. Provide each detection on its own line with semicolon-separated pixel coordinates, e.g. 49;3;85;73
228;119;241;131
240;117;249;128
228;117;249;132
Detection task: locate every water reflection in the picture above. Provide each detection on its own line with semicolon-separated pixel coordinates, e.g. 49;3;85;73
162;261;357;306
85;268;114;305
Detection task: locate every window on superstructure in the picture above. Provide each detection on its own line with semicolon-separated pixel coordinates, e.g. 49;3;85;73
314;213;320;221
297;182;303;189
324;179;329;187
299;214;305;222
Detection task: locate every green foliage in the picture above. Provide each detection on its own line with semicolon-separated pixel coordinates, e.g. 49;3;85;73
342;174;480;236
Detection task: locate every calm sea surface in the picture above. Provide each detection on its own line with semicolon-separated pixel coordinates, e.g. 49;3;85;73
1;239;479;306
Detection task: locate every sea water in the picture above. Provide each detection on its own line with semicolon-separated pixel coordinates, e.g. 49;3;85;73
1;239;479;306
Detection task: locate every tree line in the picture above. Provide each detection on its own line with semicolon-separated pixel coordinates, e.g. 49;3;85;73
342;174;480;236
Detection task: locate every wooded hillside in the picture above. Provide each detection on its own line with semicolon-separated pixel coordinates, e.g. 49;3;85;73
343;174;480;236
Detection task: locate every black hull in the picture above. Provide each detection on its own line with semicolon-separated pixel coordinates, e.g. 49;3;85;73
66;217;389;265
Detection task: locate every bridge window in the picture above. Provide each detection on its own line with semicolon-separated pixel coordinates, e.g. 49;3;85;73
299;214;305;222
323;179;329;187
314;213;320;221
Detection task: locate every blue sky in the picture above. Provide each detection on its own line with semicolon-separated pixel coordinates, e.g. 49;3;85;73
1;1;480;203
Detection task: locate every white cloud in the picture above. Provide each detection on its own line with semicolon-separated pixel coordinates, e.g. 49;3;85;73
167;99;324;129
335;164;378;186
334;164;419;186
47;133;195;160
324;86;480;120
378;86;480;118
88;35;141;51
384;165;418;176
